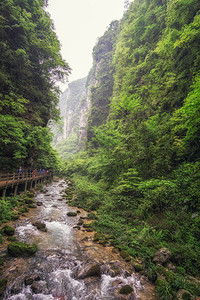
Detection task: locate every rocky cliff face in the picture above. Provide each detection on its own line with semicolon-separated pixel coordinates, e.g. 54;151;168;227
52;21;119;159
54;77;87;145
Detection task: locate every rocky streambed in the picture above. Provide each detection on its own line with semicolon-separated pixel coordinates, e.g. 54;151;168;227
0;179;156;300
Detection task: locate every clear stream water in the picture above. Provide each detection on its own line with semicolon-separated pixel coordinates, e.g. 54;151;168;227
1;180;154;300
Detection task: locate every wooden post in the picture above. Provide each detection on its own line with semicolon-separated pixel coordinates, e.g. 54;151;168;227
2;179;8;198
24;181;27;193
30;180;33;190
14;184;18;196
2;188;7;198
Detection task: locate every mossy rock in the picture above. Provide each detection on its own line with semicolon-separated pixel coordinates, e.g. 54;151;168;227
133;263;144;272
7;242;38;257
25;191;34;198
19;206;29;213
82;223;91;228
67;212;77;217
32;221;47;232
112;248;118;254
77;219;84;226
24;197;34;204
0;278;7;297
27;204;37;208
93;233;101;242
2;225;15;236
119;285;134;295
120;250;131;261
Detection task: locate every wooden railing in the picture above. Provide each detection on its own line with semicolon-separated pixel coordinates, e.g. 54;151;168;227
0;171;52;189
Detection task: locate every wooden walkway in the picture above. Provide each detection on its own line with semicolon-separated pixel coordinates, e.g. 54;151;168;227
0;171;52;197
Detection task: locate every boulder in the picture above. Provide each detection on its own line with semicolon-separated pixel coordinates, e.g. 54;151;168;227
107;264;121;277
114;284;135;300
25;275;41;286
153;248;172;265
119;285;134;295
31;281;48;294
77;263;101;279
176;289;195;300
32;221;47;232
120;250;131;262
133;263;143;272
67;212;77;217
24;197;34;204
77;219;84;226
2;225;15;236
7;242;38;257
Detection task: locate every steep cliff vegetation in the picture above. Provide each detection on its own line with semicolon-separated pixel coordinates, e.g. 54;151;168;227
63;0;200;298
87;20;119;141
52;78;87;161
0;0;70;171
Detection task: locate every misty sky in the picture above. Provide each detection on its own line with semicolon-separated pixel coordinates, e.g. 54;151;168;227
47;0;126;90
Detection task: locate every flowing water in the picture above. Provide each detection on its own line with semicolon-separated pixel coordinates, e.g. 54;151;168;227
1;180;155;300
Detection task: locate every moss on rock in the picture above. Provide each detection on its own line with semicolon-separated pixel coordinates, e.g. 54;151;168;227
120;250;131;261
24;197;35;204
7;242;38;257
119;285;133;295
67;212;77;217
32;221;47;232
2;225;15;236
133;263;144;272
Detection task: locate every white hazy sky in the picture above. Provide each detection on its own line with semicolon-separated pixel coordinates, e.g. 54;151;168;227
47;0;126;90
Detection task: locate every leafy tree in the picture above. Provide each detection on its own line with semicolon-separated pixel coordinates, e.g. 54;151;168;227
0;0;70;171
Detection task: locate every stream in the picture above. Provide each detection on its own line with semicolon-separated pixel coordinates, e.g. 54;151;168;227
1;180;155;300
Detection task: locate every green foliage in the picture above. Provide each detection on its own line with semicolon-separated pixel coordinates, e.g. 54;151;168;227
0;0;70;171
0;196;19;222
57;1;200;298
87;21;119;141
54;134;79;161
73;175;104;210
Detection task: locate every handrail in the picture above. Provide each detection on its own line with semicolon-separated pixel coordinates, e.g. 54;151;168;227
0;171;52;189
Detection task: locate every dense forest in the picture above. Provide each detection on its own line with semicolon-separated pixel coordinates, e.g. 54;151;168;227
0;0;70;171
1;0;200;298
59;0;200;299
